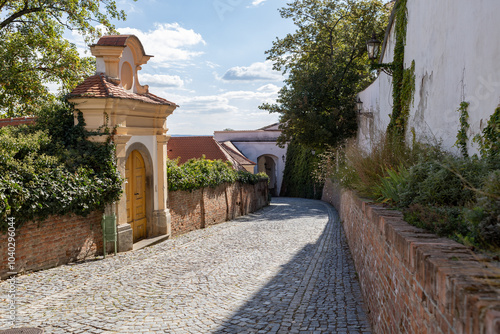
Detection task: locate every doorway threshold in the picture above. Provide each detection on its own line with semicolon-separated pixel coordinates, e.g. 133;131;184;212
133;234;170;251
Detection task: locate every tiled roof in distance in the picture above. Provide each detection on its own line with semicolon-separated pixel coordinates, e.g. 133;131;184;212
0;116;36;128
68;74;177;106
219;141;256;166
167;136;228;164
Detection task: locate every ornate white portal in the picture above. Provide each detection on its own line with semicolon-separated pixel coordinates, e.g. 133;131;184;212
68;35;178;252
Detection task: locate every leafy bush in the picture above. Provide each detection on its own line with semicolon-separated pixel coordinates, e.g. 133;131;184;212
322;122;500;252
399;157;488;207
404;204;469;238
323;136;440;199
374;165;410;204
0;101;122;229
475;107;500;158
466;170;500;248
167;157;268;192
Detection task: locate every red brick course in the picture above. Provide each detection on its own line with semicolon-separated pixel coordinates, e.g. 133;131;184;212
322;180;500;334
0;211;103;279
169;180;269;237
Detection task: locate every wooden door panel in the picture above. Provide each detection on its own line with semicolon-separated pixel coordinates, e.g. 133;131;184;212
126;150;147;242
125;156;132;224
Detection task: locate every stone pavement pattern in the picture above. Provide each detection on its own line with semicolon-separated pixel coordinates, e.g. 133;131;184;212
0;198;372;333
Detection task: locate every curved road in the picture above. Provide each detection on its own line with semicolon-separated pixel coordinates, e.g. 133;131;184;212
1;198;372;333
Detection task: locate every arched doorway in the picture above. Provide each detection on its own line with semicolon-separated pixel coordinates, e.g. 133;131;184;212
126;150;147;242
257;155;278;196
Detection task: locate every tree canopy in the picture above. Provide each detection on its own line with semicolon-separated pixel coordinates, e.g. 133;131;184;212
0;0;131;117
260;0;390;150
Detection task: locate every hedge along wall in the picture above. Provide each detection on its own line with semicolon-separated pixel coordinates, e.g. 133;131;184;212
169;180;269;237
322;180;500;334
0;210;103;279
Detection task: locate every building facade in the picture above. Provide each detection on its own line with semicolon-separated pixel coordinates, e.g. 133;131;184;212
68;35;177;251
214;124;287;196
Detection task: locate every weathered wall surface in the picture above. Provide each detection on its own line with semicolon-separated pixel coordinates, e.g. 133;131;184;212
358;0;500;154
322;180;500;334
169;180;269;237
0;211;103;279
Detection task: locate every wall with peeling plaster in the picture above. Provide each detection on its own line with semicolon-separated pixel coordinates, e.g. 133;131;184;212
358;0;500;154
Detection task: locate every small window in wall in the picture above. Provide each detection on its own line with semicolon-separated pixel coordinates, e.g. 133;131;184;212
121;62;133;90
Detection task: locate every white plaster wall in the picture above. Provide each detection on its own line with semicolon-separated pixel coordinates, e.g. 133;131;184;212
358;0;500;154
230;141;287;195
214;130;281;142
119;47;135;91
126;136;158;210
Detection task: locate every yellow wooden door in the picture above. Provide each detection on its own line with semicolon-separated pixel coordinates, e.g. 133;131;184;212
125;150;147;242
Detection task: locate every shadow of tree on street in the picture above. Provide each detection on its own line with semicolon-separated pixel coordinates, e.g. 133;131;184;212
213;199;372;334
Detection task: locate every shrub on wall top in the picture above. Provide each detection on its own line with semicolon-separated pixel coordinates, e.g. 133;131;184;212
167;157;268;192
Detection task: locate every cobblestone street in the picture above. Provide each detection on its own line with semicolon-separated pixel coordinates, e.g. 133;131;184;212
1;198;372;334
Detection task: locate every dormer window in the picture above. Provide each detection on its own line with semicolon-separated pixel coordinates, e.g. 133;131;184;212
121;62;133;90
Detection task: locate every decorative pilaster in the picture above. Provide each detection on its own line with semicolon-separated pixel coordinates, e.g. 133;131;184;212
113;135;133;252
152;135;171;237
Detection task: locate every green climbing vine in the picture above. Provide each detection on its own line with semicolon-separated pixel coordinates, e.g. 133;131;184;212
474;107;500;158
387;0;415;140
455;101;470;157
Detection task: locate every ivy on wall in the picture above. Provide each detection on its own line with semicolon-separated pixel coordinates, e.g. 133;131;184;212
0;101;123;229
387;0;415;140
281;140;323;199
455;101;470;158
474;107;500;158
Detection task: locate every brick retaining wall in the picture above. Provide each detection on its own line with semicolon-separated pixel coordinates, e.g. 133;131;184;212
322;180;500;334
169;180;269;237
0;180;268;279
0;211;103;279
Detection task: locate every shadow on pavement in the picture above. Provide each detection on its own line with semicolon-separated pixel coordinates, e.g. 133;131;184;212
213;200;372;334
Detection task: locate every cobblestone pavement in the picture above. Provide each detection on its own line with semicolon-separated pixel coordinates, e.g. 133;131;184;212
1;198;372;334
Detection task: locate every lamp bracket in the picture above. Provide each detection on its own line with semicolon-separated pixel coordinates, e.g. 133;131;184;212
370;62;394;76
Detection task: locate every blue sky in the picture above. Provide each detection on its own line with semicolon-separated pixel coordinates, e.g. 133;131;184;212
72;0;296;135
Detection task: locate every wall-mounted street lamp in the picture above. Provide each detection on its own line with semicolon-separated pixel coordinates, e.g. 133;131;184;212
356;98;364;113
366;32;393;76
366;33;381;61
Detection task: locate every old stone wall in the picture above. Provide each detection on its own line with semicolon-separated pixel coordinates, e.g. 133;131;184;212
0;211;103;279
169;180;269;237
322;180;500;334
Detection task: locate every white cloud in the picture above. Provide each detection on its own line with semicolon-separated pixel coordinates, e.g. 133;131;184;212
257;83;280;93
139;73;184;88
221;60;282;81
249;0;267;7
118;23;206;66
180;95;238;114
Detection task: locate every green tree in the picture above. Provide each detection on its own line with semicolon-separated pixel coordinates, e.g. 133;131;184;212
0;0;132;117
260;0;390;150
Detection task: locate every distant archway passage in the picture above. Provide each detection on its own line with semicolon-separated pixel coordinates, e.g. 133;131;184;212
126;150;147;242
257;155;278;196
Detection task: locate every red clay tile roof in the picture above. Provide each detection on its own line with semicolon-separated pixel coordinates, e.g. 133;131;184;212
95;35;130;47
168;136;228;164
167;136;253;171
68;74;177;106
0;116;36;128
93;35;152;58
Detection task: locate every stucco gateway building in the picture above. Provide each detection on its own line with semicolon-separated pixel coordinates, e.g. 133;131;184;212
214;124;288;197
68;35;177;252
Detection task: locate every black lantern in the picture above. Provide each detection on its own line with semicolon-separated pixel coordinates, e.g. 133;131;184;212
367;33;381;60
356;98;363;112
